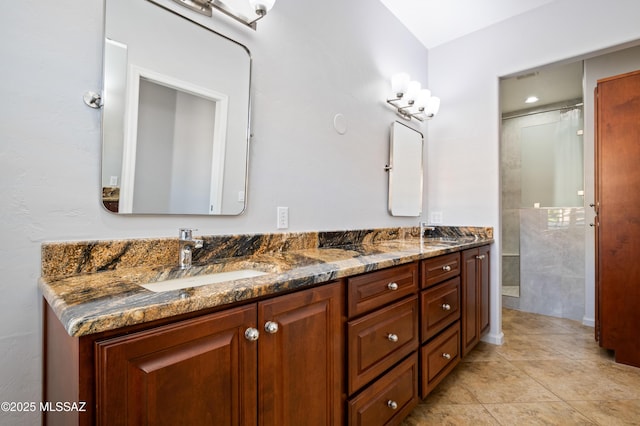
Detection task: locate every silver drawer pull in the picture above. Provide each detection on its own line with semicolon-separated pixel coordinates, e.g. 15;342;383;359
442;353;451;360
475;255;486;260
387;333;399;342
442;265;452;272
387;282;399;291
264;321;279;334
387;400;398;410
244;327;259;341
441;303;451;311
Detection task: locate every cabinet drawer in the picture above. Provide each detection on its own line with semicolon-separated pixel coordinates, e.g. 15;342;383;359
347;296;419;394
348;263;418;317
420;277;460;342
420;321;460;398
421;253;460;288
348;353;419;426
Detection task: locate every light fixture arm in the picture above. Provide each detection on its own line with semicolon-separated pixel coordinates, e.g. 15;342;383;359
171;0;275;30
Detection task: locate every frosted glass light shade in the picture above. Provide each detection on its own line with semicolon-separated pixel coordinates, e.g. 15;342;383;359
415;89;432;108
405;81;421;102
391;73;410;95
249;0;276;13
425;96;441;116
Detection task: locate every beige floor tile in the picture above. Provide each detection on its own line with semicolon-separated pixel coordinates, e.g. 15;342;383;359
421;366;480;404
567;399;640;425
455;361;560;404
502;311;582;336
512;359;640;401
496;334;568;361
401;403;500;425
484;401;597;425
462;340;505;362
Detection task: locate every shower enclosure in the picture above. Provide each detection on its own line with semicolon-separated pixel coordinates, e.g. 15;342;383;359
501;102;586;321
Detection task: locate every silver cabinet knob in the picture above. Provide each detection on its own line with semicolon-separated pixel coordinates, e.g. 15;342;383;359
387;400;398;410
442;265;452;272
476;255;486;260
264;321;279;334
387;282;399;291
387;333;399;342
441;303;451;311
244;327;259;341
442;353;451;360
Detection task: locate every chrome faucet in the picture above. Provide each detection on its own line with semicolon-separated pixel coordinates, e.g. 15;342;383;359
179;228;203;269
420;221;435;243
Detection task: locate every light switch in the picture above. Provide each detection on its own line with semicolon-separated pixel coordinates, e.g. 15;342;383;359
277;207;289;229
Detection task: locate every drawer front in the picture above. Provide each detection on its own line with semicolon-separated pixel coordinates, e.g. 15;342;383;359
347;296;419;394
421;253;460;289
348;353;419;426
420;321;460;398
420;277;460;342
348;263;418;318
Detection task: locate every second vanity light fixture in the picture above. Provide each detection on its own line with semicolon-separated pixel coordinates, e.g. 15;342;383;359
387;73;441;122
172;0;276;29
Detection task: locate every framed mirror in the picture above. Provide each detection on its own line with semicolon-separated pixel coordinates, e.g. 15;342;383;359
101;0;252;215
387;121;423;217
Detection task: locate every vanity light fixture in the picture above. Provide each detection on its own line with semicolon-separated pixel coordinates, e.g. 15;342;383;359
172;0;276;29
387;73;441;122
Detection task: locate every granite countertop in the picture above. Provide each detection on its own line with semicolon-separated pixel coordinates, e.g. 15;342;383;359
39;227;493;337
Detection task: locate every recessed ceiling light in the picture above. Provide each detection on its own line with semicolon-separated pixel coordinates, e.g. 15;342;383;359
525;96;539;104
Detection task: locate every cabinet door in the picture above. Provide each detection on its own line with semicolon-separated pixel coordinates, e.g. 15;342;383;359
258;282;343;426
478;245;491;336
596;70;640;367
95;304;258;426
461;248;479;357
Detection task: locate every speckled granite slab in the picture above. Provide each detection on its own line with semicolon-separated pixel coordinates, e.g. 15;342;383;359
40;226;492;337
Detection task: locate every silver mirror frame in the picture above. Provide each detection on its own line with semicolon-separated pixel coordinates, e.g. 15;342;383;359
387;121;424;217
99;0;253;215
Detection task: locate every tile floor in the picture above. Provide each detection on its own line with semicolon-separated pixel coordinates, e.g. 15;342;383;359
402;309;640;425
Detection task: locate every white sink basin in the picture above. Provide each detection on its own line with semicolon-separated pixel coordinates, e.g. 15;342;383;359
140;269;269;293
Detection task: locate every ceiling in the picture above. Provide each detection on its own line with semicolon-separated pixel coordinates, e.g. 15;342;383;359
379;0;583;113
379;0;560;49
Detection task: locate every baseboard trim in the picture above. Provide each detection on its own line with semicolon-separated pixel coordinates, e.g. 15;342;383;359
482;331;504;346
582;316;595;327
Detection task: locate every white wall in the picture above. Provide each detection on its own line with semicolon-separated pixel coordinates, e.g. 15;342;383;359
427;0;640;344
0;0;426;423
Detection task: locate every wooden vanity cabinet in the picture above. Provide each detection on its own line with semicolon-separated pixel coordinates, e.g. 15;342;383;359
95;304;258;426
461;245;490;357
346;263;420;426
419;253;461;398
45;281;343;426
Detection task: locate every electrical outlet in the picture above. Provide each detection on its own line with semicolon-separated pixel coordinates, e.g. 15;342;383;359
109;176;118;186
430;211;443;224
277;206;289;229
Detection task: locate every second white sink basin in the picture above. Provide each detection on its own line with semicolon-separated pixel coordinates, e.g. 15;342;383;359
141;269;269;293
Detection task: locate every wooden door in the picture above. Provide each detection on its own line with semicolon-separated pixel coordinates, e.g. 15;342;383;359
478;245;491;336
595;70;640;367
258;281;343;426
95;304;258;426
461;248;479;357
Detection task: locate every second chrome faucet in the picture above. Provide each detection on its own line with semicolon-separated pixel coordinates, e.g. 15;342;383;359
179;228;203;269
